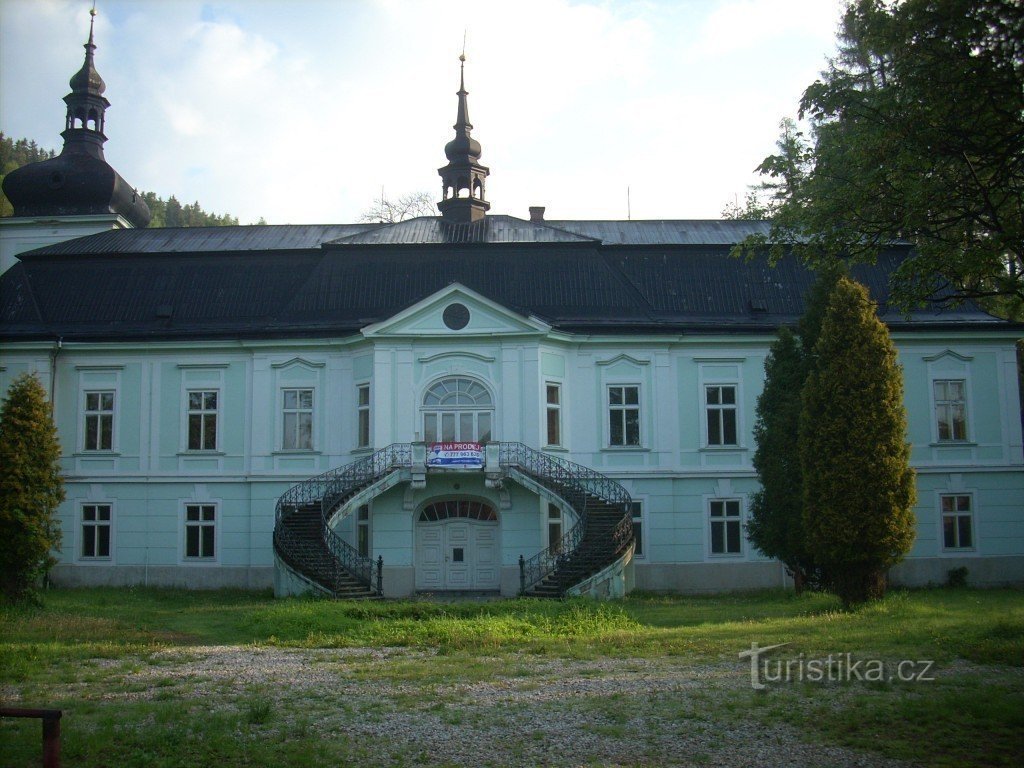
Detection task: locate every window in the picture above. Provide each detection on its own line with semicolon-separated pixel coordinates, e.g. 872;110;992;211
357;384;371;448
934;379;968;441
357;505;370;558
545;383;562;446
422;377;493;443
84;390;114;450
81;504;111;559
548;503;563;553
705;385;738;446
709;499;742;555
184;504;216;559
282;388;313;450
629;501;644;558
418;500;498;522
608;385;640;446
187;390;218;451
941;495;973;549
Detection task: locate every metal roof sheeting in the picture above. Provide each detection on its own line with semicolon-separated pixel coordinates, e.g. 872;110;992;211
21;224;377;256
325;216;596;245
549;219;773;245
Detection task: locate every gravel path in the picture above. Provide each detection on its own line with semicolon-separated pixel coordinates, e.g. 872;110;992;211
58;645;926;767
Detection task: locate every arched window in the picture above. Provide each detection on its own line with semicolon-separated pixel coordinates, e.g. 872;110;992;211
422;377;493;443
419;500;497;523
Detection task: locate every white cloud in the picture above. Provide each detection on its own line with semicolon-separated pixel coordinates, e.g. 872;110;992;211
1;0;846;224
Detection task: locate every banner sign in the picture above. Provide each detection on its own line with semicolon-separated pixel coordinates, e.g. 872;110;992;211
427;442;484;468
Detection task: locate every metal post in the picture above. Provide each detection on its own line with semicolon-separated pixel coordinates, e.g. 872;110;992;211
376;555;383;596
43;713;61;768
518;554;526;595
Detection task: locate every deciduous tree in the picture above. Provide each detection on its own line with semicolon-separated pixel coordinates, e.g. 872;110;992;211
734;0;1024;312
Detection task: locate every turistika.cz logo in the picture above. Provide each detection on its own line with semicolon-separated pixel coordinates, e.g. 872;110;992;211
738;641;936;690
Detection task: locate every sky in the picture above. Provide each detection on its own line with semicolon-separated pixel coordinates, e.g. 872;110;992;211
0;0;848;225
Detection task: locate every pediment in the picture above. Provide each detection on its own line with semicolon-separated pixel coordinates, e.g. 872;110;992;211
361;283;550;338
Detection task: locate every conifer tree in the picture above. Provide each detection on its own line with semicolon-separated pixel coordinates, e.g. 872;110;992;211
747;327;820;592
800;278;916;606
0;373;65;601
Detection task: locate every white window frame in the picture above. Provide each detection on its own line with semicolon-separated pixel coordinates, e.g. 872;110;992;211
281;387;315;451
356;383;371;449
185;389;220;452
939;493;975;552
420;376;495;444
182;502;218;562
932;378;970;443
629;499;645;559
356;504;371;558
546;502;564;553
82;389;116;452
79;502;113;561
606;383;642;448
707;497;744;557
544;382;563;448
704;384;739;447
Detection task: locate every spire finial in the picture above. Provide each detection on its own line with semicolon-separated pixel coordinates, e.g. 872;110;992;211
88;2;97;46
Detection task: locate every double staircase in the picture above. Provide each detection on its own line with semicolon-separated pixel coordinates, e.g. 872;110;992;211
272;442;633;599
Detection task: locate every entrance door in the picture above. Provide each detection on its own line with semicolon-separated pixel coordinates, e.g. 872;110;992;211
415;501;500;591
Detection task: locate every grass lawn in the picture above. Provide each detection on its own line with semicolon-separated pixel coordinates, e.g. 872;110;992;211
1;587;1022;766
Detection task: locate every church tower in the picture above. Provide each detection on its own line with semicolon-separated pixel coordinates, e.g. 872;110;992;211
437;55;490;223
1;7;150;273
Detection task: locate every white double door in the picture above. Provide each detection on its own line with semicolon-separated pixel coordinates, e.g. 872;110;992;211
415;520;500;590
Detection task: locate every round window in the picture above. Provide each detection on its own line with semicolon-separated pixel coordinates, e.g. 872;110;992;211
442;303;470;330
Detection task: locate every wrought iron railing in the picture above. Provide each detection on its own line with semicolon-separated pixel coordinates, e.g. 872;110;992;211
273;443;412;595
498;442;632;594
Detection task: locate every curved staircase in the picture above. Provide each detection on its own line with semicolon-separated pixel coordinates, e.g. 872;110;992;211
272;442;633;599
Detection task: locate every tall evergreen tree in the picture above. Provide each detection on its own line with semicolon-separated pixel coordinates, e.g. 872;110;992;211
0;373;65;601
800;278;916;606
747;327;820;592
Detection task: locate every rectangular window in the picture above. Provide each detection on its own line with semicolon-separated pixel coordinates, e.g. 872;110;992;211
941;494;973;549
705;385;738;446
81;503;111;559
84;390;114;451
357;384;371;448
629;501;643;558
187;390;218;451
545;383;562;446
548;503;563;553
282;388;313;450
185;504;216;559
934;380;968;441
357;505;370;558
709;499;742;555
608;385;641;446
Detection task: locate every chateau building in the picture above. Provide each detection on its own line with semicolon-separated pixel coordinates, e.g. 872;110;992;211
1;25;1022;597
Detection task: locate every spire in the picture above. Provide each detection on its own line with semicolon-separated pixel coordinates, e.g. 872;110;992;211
0;2;150;228
69;4;106;97
438;53;490;223
62;3;110;159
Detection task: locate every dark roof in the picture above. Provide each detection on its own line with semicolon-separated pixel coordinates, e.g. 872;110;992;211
2;149;152;229
325;216;595;245
20;224;376;256
1;219;1013;342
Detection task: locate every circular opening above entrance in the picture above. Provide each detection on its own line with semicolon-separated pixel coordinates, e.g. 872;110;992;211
443;303;470;330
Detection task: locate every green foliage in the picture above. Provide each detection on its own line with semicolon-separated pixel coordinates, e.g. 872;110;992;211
0;133;57;217
0;133;243;226
139;191;240;228
747;328;820;589
734;0;1024;309
800;278;916;606
0;373;65;601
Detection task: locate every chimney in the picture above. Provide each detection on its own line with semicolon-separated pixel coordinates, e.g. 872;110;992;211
529;206;545;222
